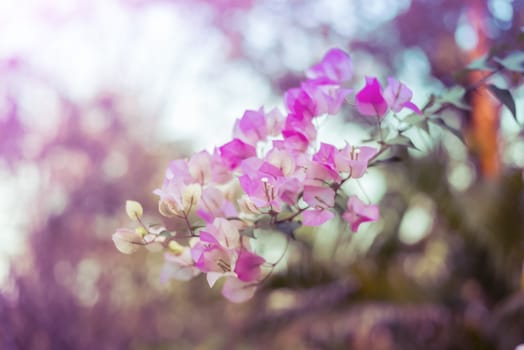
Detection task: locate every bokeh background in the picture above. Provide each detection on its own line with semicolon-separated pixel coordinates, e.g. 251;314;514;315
1;0;524;349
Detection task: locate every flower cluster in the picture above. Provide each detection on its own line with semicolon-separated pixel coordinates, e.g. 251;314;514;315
113;48;420;302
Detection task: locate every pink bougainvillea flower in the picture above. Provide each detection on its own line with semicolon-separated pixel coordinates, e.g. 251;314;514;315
285;87;317;119
233;107;285;146
334;144;377;178
191;219;241;274
218;138;257;169
188;150;212;185
265;148;297;177
238;160;301;212
284;112;317;142
305;160;341;186
342;195;379;232
265;107;286;137
302;185;336;226
278;129;310;152
234;248;265;282
165;159;192;184
191;218;264;303
161;248;201;282
306;48;353;84
154;177;201;217
197;186;238;223
287;82;351;120
383;77;422;115
302;207;335;226
233;108;268;146
313;142;338;170
240;157;285;181
210;149;233;184
301;81;352;116
221;275;258;303
355;77;388;118
303;185;335;209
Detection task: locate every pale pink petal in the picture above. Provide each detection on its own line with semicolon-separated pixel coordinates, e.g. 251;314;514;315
219;138;257;169
266;107;286;136
276;177;302;206
306;48;353;83
303;208;335;226
285;112;317;141
279;130;310;152
383;77;422;115
313;142;337;169
233;108;268;145
188;150;212;184
302;82;352;116
305;161;341;185
197;187;238;223
161;251;200;282
342;195;379;232
212;218;241;248
165;159;192;183
303;185;335;208
222;276;257;303
210;149;233;184
334;145;377;177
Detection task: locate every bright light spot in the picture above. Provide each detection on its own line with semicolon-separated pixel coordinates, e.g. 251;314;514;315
342;169;387;204
489;0;514;22
0;165;40;286
75;258;101;307
455;21;478;51
103;151;128;179
267;289;297;311
507;142;524;167
448;162;476;192
399;199;435;245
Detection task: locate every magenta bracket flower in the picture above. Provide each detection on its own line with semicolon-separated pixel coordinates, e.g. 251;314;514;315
355;76;388;118
356;76;421;118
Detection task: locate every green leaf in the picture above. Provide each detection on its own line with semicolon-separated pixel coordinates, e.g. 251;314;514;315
402;113;425;125
334;193;349;214
402;113;430;135
275;221;301;238
466;56;494;71
430;118;465;144
369;156;403;167
494;52;524;73
158;230;174;238
487;84;518;122
387;135;419;150
418;119;430;135
439;86;470;110
240;227;256;238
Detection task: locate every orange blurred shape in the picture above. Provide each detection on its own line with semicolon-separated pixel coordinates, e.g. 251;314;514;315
467;0;500;178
